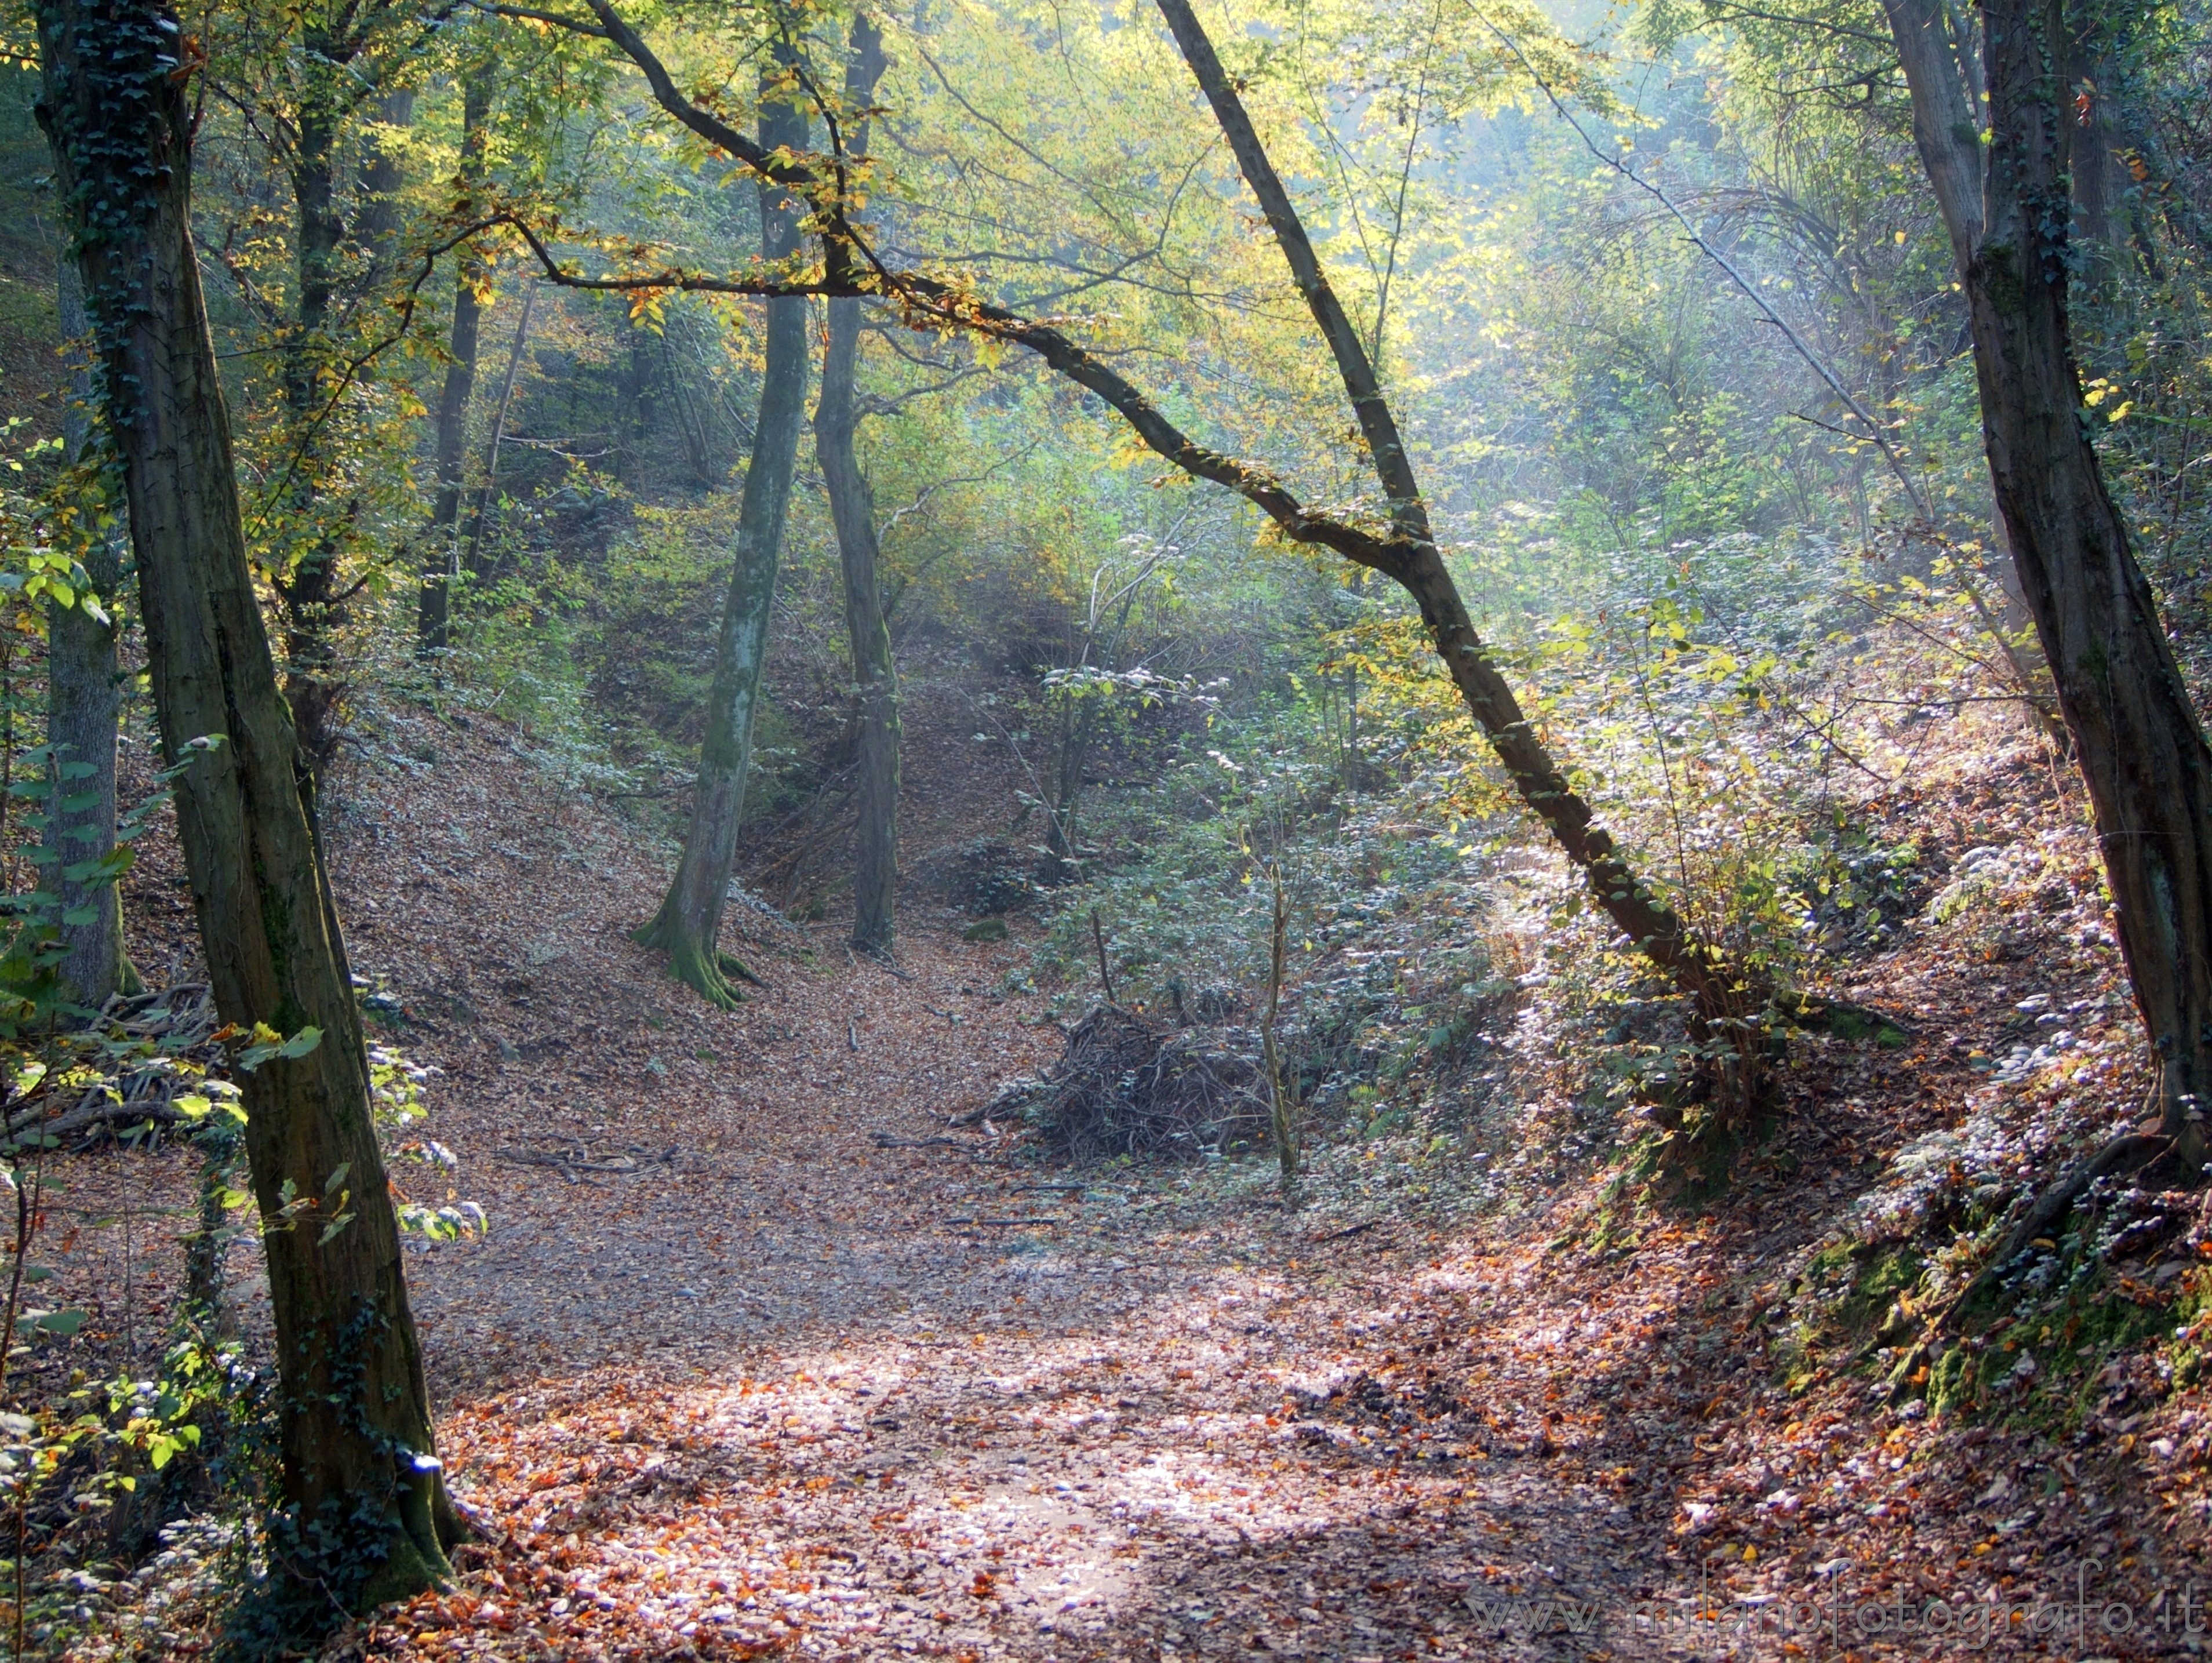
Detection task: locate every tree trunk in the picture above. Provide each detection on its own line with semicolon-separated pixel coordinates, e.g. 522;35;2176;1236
1152;0;1741;1038
816;318;899;951
1885;0;2212;1170
635;72;812;1006
462;281;536;579
46;261;137;1006
35;0;458;1623
355;86;414;281
274;71;350;775
419;67;494;660
814;17;895;952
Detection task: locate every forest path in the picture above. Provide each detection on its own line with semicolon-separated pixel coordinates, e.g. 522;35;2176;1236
299;708;1676;1661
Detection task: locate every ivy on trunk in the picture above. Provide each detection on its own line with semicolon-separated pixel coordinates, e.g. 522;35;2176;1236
35;0;459;1631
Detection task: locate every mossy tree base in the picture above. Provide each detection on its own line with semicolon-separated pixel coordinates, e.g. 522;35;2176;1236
632;903;762;1011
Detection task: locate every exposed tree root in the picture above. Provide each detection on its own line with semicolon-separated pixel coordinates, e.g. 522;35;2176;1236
631;910;765;1011
1771;991;1915;1043
1881;1130;2178;1401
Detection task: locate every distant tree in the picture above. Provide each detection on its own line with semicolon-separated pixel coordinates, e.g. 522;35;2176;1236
635;45;813;1006
36;0;459;1625
813;13;900;953
44;262;137;1005
205;0;434;773
420;57;499;661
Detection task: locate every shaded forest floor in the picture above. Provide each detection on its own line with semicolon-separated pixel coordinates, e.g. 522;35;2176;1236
39;696;2212;1662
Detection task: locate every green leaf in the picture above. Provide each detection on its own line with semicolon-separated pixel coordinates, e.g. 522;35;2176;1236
316;1212;356;1246
24;1309;88;1337
323;1162;351;1195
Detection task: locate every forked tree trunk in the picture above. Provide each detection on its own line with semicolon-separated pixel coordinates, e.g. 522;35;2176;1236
36;0;458;1621
814;17;896;952
420;66;495;660
636;73;812;1006
1886;0;2212;1170
46;261;137;1006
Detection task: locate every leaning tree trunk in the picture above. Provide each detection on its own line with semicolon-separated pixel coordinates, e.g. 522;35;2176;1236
45;261;137;1006
635;74;812;1006
35;0;459;1623
1152;0;1742;1046
1885;0;2212;1171
813;17;897;952
419;65;494;660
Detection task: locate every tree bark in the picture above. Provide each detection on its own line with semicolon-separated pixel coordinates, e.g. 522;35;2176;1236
1878;0;1987;274
420;66;495;659
814;16;896;952
636;69;812;1005
1884;0;2212;1169
35;0;458;1621
46;261;137;1006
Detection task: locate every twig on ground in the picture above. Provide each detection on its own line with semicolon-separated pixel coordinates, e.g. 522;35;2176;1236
1312;1218;1382;1243
1092;908;1116;1005
944;1217;1061;1227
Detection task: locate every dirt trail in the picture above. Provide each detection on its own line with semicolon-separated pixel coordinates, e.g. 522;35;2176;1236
271;707;1674;1661
399;963;1659;1661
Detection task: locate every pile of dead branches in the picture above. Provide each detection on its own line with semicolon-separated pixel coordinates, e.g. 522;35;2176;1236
1005;1004;1271;1162
2;983;224;1148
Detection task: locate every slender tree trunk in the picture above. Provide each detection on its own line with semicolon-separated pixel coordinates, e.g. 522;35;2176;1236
274;72;349;776
355;86;414;280
463;280;536;579
636;72;812;1006
814;16;894;951
35;1;459;1624
420;67;494;659
46;261;137;1006
1152;0;1741;1038
1884;0;2212;1170
817;324;898;950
